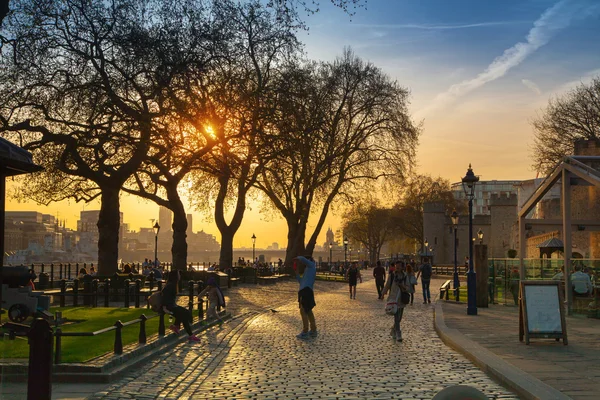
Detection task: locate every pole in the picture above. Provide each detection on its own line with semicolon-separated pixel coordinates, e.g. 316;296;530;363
467;197;477;315
344;244;347;267
329;247;332;266
252;243;255;263
453;226;459;301
154;234;158;268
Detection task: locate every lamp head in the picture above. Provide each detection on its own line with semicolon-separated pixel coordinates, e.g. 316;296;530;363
461;164;479;198
424;238;428;248
153;222;160;235
477;228;484;242
343;237;348;246
251;233;256;244
451;210;459;226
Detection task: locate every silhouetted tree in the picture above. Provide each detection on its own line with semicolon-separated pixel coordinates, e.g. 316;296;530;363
532;77;600;174
256;49;420;264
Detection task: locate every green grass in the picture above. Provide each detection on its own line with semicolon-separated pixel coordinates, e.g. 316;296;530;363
315;273;346;282
1;307;162;363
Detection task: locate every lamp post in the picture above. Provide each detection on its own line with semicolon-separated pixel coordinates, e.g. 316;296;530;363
349;247;352;262
477;229;484;245
344;237;348;267
451;210;459;301
251;233;256;263
153;222;160;268
462;164;479;316
424;238;429;259
329;243;333;267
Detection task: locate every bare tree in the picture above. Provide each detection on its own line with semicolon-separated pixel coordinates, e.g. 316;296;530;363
342;200;401;264
532;77;600;175
0;0;219;274
256;49;420;264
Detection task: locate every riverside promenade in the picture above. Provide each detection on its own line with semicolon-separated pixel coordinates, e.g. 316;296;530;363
4;274;597;399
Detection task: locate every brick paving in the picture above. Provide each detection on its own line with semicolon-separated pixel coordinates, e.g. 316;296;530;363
441;300;600;399
88;277;517;399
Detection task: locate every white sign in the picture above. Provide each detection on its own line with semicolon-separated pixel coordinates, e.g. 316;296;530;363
524;285;562;333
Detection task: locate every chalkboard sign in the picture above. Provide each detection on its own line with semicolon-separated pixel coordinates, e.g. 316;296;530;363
519;281;567;345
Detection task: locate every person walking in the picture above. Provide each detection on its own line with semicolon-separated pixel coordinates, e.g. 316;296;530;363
406;263;417;305
294;256;317;339
373;260;386;300
346;262;362;299
198;277;225;324
162;270;200;342
382;261;409;341
416;257;432;304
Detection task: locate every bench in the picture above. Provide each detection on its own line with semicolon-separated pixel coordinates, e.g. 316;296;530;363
257;276;278;285
439;280;453;300
229;277;241;287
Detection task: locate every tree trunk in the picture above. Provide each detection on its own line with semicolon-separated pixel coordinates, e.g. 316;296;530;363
168;188;188;272
97;186;121;275
219;228;234;269
284;218;306;265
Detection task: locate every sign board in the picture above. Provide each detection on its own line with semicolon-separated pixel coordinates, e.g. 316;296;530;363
519;280;567;345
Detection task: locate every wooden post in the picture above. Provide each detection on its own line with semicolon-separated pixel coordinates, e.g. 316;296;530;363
114;321;123;354
562;168;573;315
27;318;53;400
139;314;147;344
475;244;489;308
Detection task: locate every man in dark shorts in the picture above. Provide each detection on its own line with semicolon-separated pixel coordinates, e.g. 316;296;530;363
346;262;362;299
294;256;317;339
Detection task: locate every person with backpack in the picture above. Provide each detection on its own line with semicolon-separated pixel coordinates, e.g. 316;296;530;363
162;270;200;342
198;277;225;324
416;257;433;304
346;262;362;299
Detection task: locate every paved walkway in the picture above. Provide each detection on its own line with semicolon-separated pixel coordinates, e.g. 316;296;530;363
86;277;516;400
439;299;600;399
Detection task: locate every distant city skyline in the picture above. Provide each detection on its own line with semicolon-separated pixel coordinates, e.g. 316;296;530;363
5;0;600;248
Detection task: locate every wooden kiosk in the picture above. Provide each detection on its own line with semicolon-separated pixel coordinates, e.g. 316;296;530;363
519;280;568;345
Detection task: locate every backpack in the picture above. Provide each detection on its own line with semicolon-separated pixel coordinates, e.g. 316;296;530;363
148;291;162;312
421;264;432;280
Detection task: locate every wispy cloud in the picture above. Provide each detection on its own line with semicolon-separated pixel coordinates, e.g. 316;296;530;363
417;0;600;118
522;79;542;95
355;21;528;30
553;68;600;94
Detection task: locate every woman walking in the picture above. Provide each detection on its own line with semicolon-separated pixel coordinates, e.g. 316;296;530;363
406;264;417;305
162;270;200;342
382;261;409;342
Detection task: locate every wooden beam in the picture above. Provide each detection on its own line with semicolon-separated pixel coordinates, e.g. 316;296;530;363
562;169;572;315
519;163;563;218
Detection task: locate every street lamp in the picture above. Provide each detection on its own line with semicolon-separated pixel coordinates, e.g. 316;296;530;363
477;229;484;245
344;237;348;266
424;238;429;258
153;222;160;268
251;233;256;262
462;163;480;316
349;247;352;262
329;242;333;267
451;210;459;301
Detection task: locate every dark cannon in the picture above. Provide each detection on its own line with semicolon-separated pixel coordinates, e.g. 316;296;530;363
1;266;50;322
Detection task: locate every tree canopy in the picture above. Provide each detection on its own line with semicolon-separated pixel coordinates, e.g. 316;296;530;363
532;77;600;174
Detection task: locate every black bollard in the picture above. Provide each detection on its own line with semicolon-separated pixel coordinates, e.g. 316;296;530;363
135;279;141;308
59;263;63;280
188;280;195;312
114;321;123;354
158;312;165;336
104;278;110;307
50;264;55;288
67;263;72;280
41;263;45;274
59;280;66;308
27;318;53;400
139;314;147;344
198;297;204;320
73;279;79;307
124;279;130;308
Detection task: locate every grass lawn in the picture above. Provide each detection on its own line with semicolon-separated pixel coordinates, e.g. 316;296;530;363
0;307;162;363
315;273;346;282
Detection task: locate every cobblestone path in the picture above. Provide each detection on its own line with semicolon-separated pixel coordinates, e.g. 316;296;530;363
89;278;518;399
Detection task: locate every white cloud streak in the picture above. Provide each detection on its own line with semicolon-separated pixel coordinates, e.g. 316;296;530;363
522;79;542;95
355;21;528;30
417;0;600;118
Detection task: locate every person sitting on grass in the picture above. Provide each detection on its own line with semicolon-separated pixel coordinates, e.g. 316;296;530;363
198;277;225;324
162;270;200;342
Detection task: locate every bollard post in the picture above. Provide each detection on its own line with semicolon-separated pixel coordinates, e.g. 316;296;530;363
92;279;99;307
135;279;141;308
59;263;63;280
158;312;165;336
198;297;204;320
31;263;36;275
54;312;62;364
139;314;147;344
73;279;79;307
50;264;55;288
188;280;195;313
114;321;124;355
27;318;53;400
59;279;66;308
124;279;130;308
41;263;45;274
67;263;72;280
104;278;110;307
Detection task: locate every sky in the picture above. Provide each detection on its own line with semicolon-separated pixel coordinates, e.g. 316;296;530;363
5;0;600;249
